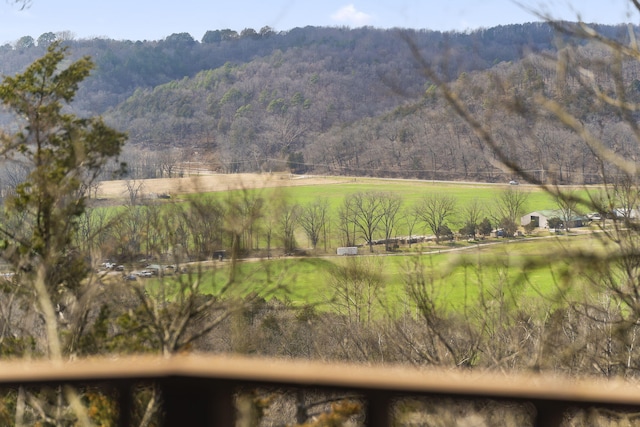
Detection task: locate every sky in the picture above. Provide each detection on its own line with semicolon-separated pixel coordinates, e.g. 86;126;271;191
0;0;637;45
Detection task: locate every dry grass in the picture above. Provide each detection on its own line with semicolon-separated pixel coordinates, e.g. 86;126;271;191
96;173;347;199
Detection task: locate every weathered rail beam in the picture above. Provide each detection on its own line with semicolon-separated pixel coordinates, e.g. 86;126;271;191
0;355;637;426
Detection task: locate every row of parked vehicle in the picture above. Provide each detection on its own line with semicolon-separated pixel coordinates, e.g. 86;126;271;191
124;264;186;281
100;262;124;272
124;270;153;281
101;261;189;282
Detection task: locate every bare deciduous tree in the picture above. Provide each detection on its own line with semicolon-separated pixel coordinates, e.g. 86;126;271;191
554;189;580;233
458;198;484;239
327;256;384;325
348;192;386;252
414;193;456;243
379;192;403;251
125;179;145;206
337;195;358;247
493;188;529;237
298;198;329;250
275;199;300;254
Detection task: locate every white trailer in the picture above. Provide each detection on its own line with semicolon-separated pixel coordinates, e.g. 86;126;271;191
337;247;358;256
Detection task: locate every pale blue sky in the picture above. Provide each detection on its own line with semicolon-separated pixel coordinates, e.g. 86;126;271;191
0;0;636;45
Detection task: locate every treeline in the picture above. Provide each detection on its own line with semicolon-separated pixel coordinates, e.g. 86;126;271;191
79;186;533;264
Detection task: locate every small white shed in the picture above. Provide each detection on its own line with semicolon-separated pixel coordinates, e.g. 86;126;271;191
337;247;358;256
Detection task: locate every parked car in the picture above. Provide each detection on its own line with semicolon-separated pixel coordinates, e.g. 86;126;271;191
509;180;519;185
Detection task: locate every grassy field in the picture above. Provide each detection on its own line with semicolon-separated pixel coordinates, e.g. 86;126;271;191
209;178;560;214
115;175;603;318
158;233;599;320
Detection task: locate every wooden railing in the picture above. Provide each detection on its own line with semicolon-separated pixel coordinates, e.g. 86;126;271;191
1;355;639;426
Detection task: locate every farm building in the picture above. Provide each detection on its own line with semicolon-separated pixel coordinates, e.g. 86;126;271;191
521;209;589;229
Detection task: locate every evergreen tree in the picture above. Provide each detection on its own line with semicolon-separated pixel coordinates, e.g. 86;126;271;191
0;42;126;356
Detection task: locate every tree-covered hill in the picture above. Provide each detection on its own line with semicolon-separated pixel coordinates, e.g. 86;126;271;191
2;23;636;182
1;24;563;114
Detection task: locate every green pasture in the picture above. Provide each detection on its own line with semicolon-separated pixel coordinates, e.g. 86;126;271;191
145;233;604;320
206;179;561;215
110;176;612;320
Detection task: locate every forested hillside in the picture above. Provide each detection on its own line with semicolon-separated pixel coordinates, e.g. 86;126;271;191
2;23;636;182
